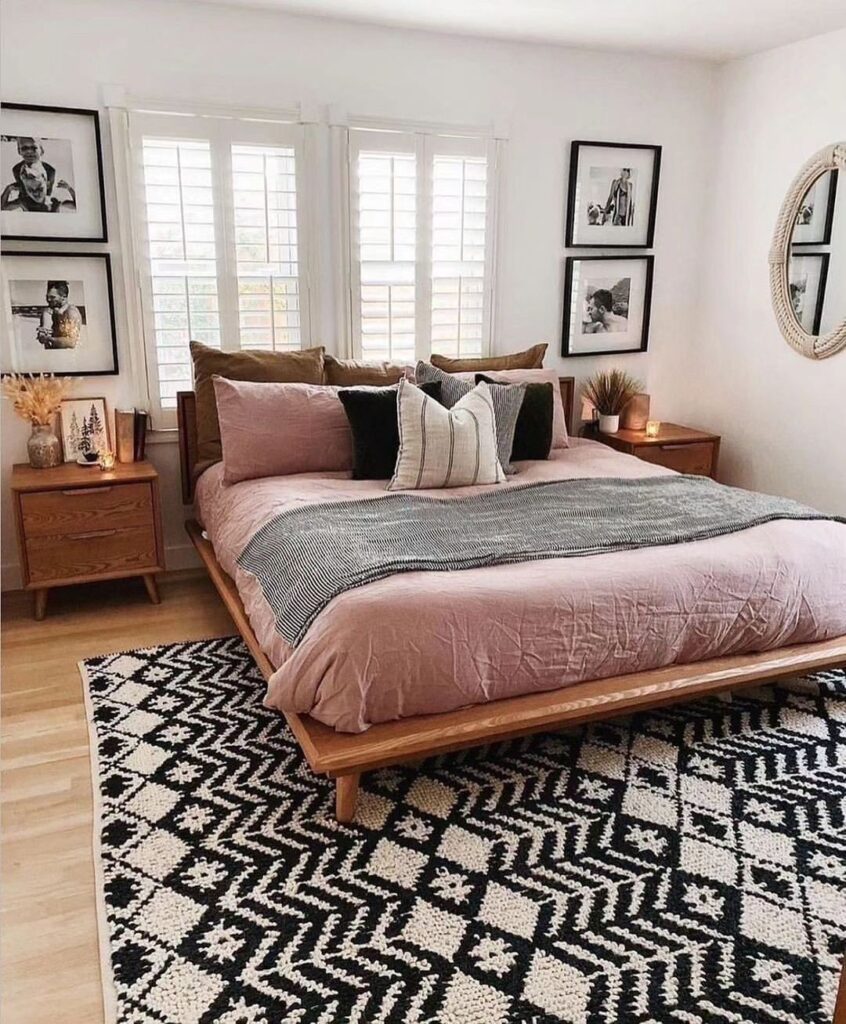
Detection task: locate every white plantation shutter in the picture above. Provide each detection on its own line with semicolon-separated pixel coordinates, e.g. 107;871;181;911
231;143;302;351
349;128;497;363
129;111;312;422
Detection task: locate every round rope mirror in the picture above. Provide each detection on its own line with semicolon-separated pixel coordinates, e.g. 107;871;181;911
769;141;846;359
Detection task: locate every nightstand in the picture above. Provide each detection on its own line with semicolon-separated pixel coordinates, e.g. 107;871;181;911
583;422;721;479
11;460;165;620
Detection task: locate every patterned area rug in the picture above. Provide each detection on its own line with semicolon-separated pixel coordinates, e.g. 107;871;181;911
81;638;846;1024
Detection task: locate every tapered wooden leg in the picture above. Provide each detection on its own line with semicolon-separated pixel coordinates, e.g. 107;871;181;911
142;574;161;605
33;589;48;621
335;774;360;823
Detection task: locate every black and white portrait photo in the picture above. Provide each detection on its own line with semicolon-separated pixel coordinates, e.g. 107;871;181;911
2;252;118;376
586;167;637;228
10;279;86;352
566;141;661;248
581;276;631;334
1;135;77;214
788;253;829;335
792;170;838;246
562;255;654;356
0;104;107;241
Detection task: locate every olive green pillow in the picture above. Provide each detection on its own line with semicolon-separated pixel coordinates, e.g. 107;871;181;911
429;343;547;373
190;340;325;470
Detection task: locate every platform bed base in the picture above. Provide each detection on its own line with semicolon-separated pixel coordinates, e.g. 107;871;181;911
186;519;846;823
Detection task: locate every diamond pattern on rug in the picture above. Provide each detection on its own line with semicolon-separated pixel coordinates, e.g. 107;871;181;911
82;639;846;1023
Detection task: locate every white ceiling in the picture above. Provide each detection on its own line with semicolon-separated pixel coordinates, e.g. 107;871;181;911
189;0;846;61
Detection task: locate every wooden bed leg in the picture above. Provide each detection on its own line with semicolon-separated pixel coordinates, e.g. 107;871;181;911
335;774;360;823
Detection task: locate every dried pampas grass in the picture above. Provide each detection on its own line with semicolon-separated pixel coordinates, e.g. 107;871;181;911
2;373;70;426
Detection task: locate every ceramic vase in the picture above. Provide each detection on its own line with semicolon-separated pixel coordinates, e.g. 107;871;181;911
27;424;62;468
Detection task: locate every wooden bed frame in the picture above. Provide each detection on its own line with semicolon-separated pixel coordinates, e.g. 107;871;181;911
177;383;846;822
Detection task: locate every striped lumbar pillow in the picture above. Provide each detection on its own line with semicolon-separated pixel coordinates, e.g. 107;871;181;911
389;379;505;490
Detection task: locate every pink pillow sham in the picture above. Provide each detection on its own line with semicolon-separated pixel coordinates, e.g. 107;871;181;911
457;367;569;448
213;376;353;484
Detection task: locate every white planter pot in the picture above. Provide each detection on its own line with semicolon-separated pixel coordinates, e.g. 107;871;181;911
599;414;620;434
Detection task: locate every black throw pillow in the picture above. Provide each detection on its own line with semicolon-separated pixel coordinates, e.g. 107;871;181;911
476;375;553;461
338;381;442;480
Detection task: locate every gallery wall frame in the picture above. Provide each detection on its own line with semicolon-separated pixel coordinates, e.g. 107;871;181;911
565;140;662;249
1;102;108;243
1;251;119;377
562;253;654;357
791;169;838;247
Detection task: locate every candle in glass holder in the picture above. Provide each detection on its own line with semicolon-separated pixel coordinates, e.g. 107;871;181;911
645;420;661;438
98;449;116;471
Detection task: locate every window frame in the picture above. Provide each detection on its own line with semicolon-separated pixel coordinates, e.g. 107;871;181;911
346;125;501;364
123;107;317;426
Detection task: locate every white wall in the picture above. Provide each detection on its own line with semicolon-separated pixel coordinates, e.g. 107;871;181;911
652;28;846;514
0;0;721;587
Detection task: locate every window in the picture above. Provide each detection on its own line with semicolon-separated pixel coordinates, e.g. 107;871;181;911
128;111;311;420
348;129;498;364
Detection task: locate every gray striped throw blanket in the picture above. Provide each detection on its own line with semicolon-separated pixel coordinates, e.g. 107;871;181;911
237;475;842;647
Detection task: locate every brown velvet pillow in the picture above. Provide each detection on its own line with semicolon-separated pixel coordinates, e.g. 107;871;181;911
324;354;410;387
429;343;547;373
190;340;325;467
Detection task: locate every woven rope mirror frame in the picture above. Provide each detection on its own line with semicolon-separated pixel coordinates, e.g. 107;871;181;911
769;141;846;359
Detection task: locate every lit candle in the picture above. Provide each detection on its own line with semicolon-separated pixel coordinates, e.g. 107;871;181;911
98;449;116;471
645;420;661;438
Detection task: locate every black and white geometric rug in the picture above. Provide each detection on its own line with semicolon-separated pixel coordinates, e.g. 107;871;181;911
81;638;846;1024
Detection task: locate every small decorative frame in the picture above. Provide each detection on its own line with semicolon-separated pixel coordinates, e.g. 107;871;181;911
59;396;110;462
788;253;829;337
565;141;662;249
770;141;846;360
562;254;654;357
1;102;108;242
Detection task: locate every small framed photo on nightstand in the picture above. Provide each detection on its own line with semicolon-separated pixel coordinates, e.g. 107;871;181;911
59;397;110;463
562;255;654;357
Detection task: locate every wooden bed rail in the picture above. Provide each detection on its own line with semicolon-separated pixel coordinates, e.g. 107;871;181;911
185;518;846;823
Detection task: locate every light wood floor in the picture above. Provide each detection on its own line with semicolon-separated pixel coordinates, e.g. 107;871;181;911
1;571;235;1024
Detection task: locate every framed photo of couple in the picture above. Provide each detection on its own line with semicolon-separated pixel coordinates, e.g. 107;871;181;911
562;255;654;357
565;141;662;249
0;103;108;242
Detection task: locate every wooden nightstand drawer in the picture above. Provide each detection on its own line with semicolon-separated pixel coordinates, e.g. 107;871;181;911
633;442;716;476
11;460;165;619
26;524;160;584
20;482;153;538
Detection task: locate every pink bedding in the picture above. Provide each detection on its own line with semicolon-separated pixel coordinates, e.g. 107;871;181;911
196;440;846;733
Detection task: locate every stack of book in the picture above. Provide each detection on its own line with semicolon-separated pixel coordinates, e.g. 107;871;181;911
115;409;150;463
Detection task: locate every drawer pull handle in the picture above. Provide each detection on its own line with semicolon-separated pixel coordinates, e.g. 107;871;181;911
73;528;118;540
62;486;113;495
659;444;701;451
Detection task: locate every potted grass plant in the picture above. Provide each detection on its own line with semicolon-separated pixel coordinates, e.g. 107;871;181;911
2;373;70;468
582;369;643;434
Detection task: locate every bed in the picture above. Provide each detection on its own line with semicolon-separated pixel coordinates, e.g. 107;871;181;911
177;382;846;821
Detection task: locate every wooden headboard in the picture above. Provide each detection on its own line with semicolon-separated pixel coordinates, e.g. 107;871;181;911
177;376;576;505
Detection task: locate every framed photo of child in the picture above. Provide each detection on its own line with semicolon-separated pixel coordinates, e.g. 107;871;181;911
0;103;108;242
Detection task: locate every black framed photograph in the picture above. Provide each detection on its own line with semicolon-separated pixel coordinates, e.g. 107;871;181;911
0;103;108;242
562;255;654;356
565;141;661;248
792;169;838;246
1;252;118;376
788;253;829;335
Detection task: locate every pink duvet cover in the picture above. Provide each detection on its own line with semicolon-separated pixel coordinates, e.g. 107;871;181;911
196;440;846;733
